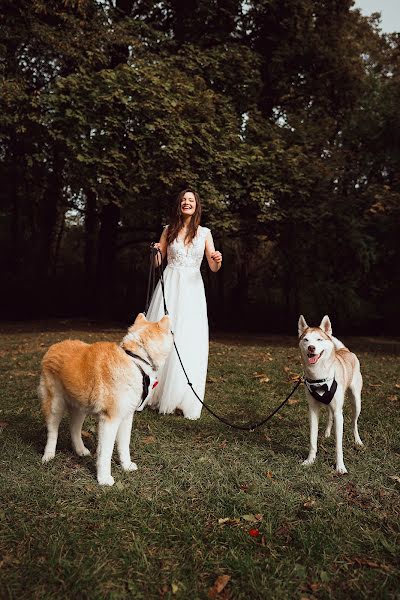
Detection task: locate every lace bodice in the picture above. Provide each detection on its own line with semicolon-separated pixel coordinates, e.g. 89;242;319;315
166;226;210;270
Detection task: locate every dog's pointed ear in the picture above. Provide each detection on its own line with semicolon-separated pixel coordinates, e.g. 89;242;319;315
320;315;332;336
130;313;147;331
298;315;308;337
158;315;170;331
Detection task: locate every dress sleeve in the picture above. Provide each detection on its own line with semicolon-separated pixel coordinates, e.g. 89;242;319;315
200;226;210;238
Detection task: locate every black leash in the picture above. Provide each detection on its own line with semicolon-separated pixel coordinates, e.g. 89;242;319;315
146;245;303;431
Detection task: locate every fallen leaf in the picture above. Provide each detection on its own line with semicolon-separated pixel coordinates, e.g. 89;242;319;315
208;574;231;599
253;373;271;383
0;421;9;429
171;582;179;594
275;525;293;542
388;475;400;483
219;439;228;449
303;499;316;509
81;430;93;439
395;383;400;389
387;395;398;402
142;435;155;444
288;397;300;405
254;514;263;521
242;514;258;522
218;517;240;526
115;481;124;490
249;528;260;537
265;471;273;478
346;557;392;572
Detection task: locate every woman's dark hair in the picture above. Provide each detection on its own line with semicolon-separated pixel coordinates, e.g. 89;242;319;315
166;188;202;246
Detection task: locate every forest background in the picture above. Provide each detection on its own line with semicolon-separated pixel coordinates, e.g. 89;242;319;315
1;0;399;333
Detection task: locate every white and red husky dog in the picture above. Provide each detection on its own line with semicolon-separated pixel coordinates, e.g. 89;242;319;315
298;315;363;474
39;313;172;485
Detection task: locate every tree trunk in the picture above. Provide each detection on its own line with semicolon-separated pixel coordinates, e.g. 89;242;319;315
84;189;98;306
95;201;121;316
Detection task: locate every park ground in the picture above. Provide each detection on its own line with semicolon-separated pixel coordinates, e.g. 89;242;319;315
0;321;399;599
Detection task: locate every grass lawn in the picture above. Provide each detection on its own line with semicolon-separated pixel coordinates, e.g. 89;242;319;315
0;321;399;599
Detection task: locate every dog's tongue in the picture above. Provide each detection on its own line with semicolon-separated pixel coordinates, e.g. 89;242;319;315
308;354;320;365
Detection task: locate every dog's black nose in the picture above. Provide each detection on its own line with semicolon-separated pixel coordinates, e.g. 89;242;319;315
308;345;316;353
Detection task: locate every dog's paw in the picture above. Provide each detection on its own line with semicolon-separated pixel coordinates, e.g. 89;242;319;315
77;447;91;457
324;430;332;439
302;458;316;466
97;475;115;486
122;462;138;472
354;438;364;447
42;452;55;463
335;465;348;475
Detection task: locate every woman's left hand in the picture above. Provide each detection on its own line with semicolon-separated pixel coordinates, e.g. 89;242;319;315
211;251;222;264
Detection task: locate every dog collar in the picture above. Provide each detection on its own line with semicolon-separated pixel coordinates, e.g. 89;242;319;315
137;365;158;408
123;348;156;371
305;378;338;405
123;349;158;409
305;376;334;384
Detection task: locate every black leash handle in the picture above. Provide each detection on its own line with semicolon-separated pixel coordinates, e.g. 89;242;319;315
148;246;303;431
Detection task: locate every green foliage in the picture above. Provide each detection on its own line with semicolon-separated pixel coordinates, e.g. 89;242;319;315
0;0;399;329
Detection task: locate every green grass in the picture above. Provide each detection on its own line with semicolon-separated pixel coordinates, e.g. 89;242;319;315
0;322;399;599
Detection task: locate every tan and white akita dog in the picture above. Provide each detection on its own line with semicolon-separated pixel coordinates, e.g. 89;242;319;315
39;313;172;485
298;315;363;474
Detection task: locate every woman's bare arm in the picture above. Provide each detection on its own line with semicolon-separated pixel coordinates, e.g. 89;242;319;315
205;231;222;272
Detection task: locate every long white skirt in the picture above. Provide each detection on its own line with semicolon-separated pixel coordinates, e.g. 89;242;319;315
145;265;208;419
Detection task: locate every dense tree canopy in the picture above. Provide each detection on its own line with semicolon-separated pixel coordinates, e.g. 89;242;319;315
1;0;399;332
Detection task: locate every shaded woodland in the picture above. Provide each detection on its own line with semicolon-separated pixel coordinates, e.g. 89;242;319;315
1;0;399;332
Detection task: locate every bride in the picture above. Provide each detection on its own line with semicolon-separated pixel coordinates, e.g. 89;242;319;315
145;188;222;419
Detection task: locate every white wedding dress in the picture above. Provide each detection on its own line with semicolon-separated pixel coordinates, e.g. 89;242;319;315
145;225;210;419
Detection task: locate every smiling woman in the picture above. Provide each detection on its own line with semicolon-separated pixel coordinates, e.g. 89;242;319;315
145;189;223;419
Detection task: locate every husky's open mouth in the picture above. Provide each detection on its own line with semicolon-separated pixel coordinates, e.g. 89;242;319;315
307;350;324;365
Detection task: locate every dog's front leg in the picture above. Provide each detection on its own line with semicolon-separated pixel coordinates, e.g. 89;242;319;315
96;417;121;486
302;398;320;466
116;413;138;472
333;409;348;474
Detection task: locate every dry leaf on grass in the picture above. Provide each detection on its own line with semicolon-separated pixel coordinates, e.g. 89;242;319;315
388;475;400;483
241;514;259;522
346;556;392;572
208;574;231;599
253;372;271;383
142;435;156;444
249;528;260;537
171;582;180;594
218;517;240;526
0;421;9;429
288;397;300;405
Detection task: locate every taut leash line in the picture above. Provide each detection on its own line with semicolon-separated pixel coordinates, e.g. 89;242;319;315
146;245;303;431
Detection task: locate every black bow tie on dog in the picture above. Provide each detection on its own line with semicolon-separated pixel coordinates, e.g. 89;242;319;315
306;379;338;405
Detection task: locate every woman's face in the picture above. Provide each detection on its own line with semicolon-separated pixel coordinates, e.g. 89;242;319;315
180;192;196;217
